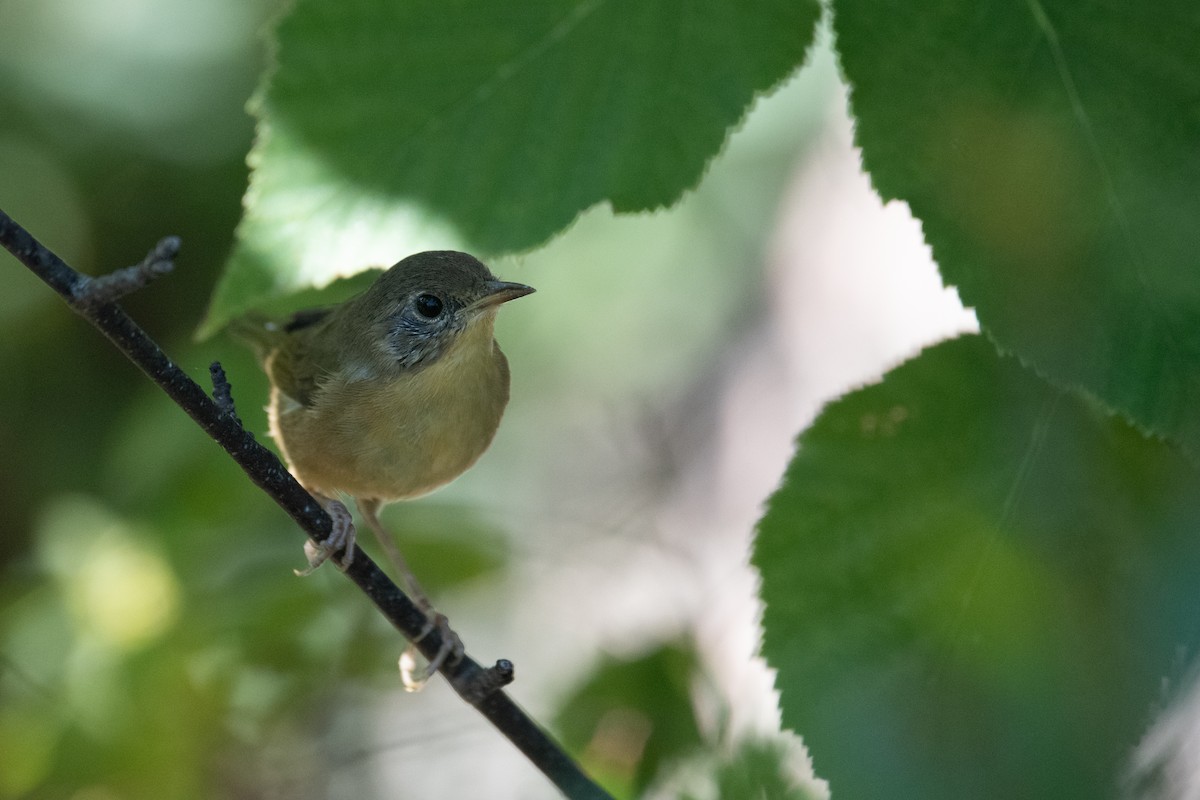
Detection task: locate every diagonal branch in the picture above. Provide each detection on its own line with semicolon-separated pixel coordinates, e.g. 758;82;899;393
0;208;612;800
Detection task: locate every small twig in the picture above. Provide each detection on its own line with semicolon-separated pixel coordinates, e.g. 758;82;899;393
0;208;613;800
209;361;242;426
72;236;179;308
462;659;517;705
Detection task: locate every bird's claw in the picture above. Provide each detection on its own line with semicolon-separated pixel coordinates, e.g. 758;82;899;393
400;612;464;691
294;499;356;575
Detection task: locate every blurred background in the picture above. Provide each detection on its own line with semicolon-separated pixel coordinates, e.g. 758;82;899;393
0;2;974;798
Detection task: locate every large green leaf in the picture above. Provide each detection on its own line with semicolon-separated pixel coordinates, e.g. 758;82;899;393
201;0;820;335
833;0;1200;452
755;335;1200;799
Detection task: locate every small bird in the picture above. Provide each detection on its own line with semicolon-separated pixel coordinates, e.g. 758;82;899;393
234;250;534;684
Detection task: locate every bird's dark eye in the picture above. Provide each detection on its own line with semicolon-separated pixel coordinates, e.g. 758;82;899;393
415;293;444;318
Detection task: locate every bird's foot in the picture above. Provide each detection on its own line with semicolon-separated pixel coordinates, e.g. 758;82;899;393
294;499;356;576
399;612;465;691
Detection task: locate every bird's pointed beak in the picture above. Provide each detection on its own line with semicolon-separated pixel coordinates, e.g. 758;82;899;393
470;280;536;311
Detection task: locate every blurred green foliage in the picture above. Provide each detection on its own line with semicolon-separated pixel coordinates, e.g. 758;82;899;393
7;0;1189;797
753;2;1200;797
679;736;822;800
1;1;831;798
554;641;704;799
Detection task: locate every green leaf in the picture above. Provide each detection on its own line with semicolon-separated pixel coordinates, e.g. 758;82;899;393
679;735;824;800
201;0;820;336
833;0;1200;452
554;640;704;799
755;335;1200;799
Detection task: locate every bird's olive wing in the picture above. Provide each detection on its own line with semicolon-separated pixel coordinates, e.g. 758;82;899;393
267;320;340;409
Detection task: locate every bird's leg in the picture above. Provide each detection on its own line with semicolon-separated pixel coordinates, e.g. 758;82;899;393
357;497;434;608
294;494;356;576
358;498;465;690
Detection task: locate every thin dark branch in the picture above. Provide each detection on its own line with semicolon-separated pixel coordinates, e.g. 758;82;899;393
0;208;612;800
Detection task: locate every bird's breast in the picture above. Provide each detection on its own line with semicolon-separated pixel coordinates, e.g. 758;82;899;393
272;336;511;502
